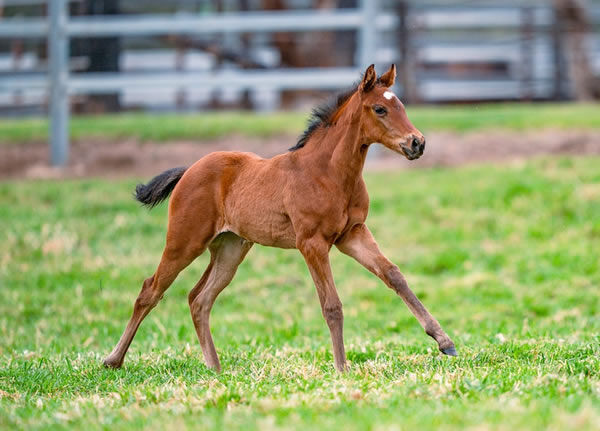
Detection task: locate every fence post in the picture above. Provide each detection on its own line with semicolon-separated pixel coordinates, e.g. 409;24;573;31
49;0;69;166
359;0;379;161
550;4;566;101
519;6;534;101
396;0;419;103
358;0;377;68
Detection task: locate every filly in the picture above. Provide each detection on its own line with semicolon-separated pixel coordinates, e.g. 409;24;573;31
103;64;456;372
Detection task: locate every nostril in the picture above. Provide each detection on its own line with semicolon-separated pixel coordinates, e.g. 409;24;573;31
411;137;420;151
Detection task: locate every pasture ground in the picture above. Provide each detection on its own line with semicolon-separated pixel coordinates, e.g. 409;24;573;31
1;156;599;430
1;103;600;180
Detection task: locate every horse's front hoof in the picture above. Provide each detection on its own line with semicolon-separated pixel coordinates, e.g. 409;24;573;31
440;346;458;356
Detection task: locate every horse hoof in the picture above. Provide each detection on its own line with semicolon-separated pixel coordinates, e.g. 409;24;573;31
441;346;457;356
103;356;123;369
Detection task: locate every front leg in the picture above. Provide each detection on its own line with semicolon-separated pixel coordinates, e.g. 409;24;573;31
297;235;347;372
336;224;456;356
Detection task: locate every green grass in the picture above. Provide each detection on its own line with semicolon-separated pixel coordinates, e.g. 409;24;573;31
0;103;599;143
1;157;599;430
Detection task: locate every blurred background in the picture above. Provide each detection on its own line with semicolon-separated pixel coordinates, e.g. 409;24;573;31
0;0;599;175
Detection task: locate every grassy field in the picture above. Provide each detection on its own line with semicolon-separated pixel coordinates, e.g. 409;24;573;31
1;156;599;430
0;103;599;143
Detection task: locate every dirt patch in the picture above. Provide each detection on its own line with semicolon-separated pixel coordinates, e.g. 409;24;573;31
373;129;600;170
0;135;290;180
2;129;600;180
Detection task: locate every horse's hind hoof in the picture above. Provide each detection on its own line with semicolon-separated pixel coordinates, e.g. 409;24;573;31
103;355;123;369
441;346;458;356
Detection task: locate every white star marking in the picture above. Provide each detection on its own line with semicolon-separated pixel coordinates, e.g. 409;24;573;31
383;91;396;100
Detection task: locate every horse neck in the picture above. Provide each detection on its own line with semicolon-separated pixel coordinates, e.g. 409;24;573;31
328;94;369;187
295;91;369;191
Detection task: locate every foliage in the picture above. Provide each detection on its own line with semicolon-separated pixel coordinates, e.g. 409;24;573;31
1;157;599;430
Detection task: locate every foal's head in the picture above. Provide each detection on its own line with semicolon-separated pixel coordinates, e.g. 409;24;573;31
358;64;425;160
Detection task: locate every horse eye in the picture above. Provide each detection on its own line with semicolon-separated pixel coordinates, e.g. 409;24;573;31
373;105;387;116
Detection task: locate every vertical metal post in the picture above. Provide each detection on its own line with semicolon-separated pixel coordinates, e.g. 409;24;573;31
358;0;377;68
519;6;534;101
551;5;565;101
359;0;379;161
49;0;69;166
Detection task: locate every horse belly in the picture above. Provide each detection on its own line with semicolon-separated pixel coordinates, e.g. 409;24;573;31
227;208;297;249
222;156;297;248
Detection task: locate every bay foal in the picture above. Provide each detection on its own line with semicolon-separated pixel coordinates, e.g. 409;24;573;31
103;64;456;372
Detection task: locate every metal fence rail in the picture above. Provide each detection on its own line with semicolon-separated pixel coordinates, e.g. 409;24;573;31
2;0;384;166
0;9;396;38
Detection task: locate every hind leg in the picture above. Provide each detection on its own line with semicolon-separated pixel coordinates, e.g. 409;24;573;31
188;232;253;372
103;222;215;369
103;246;200;368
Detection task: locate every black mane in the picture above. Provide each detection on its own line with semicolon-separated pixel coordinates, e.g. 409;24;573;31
289;83;359;151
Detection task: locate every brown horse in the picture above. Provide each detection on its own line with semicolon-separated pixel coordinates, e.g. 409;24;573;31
103;64;456;372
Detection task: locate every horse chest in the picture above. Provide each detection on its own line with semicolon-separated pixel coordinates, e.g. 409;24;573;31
297;180;368;239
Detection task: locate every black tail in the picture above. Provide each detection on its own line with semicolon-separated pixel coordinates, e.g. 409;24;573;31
135;166;187;208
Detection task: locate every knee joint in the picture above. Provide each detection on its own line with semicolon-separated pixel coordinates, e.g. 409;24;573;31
190;297;211;318
141;275;154;292
135;276;159;308
135;293;163;309
323;303;343;323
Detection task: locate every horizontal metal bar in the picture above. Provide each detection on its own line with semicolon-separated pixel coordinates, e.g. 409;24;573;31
11;5;600;41
0;74;570;102
420;9;521;28
0;74;47;91
412;0;554;8
66;10;382;37
0;10;396;39
420;79;523;100
67;68;361;94
0;19;47;38
0;0;47;5
0;0;80;5
0;68;361;92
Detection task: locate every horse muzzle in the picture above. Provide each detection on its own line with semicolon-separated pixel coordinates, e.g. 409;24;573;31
400;136;425;160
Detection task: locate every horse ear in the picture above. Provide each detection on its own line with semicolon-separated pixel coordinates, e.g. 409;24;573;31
359;64;377;93
379;64;396;87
